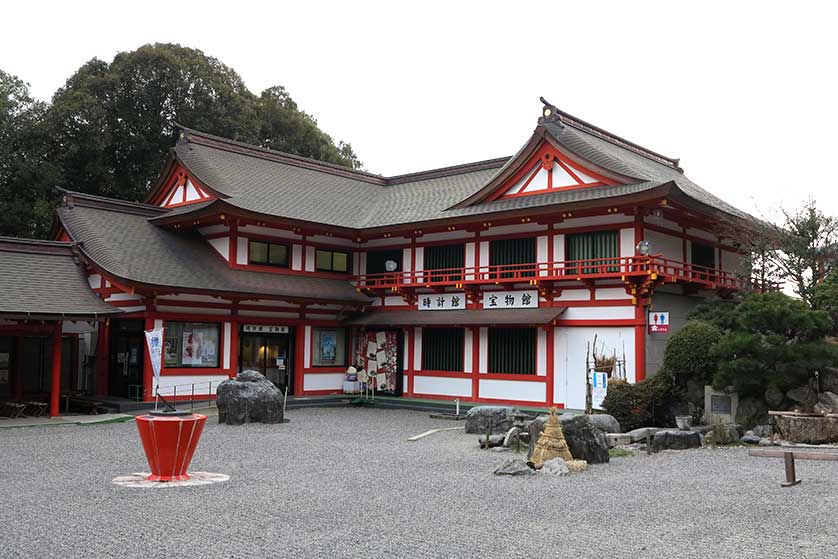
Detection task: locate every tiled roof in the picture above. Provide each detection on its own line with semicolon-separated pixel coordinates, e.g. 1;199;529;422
155;107;755;229
56;196;371;305
0;237;121;319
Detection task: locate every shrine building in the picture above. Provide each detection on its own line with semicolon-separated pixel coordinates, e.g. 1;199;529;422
1;101;772;414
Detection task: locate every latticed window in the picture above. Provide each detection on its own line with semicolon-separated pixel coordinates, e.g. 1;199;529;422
489;237;536;278
424;244;465;282
421;328;464;372
565;230;619;274
488;327;535;375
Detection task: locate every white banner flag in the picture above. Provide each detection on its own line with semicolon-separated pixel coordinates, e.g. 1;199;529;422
144;328;164;379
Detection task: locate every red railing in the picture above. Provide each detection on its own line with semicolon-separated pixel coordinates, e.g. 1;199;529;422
355;255;781;293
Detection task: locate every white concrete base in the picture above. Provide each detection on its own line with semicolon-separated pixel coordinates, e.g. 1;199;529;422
112;471;230;488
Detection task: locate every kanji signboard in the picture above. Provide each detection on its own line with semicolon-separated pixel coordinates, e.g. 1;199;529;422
482;290;539;310
418;292;466;311
648;311;670;333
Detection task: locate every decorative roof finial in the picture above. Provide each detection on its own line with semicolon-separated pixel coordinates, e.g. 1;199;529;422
538;96;563;126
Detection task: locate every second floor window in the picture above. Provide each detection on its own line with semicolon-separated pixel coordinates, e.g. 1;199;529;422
691;242;715;270
249;240;288;267
425;243;465;282
489;237;536;278
566;230;618;274
316;249;350;273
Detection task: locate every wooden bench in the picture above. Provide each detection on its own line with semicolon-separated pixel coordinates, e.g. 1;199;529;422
749;447;838;487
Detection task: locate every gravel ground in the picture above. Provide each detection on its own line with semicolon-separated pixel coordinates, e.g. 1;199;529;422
1;407;837;558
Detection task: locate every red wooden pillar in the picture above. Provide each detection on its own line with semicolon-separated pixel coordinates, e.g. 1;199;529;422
143;318;154;401
545;325;554;407
95;319;110;396
228;320;239;378
634;305;646;382
293;323;306;396
49;322;63;417
471;327;480;402
13;335;24;400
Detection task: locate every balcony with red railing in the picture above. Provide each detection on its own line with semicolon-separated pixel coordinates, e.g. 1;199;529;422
354;255;781;294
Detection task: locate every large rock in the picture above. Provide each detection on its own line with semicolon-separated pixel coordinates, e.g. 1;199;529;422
736;397;769;427
216;370;284;425
764;384;784;408
820;368;838;394
527;414;609;464
813;391;838;415
561;415;610;464
493;459;535;476
589;414;621;434
774;414;838;444
786;385;818;411
540;457;570;476
465;406;514;434
709;423;741;445
651;429;702;451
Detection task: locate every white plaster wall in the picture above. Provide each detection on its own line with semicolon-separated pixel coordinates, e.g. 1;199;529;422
155;305;231;316
478;327;488;373
304;373;344;391
208;237;230;261
419;230;474;243
561;306;635;321
553;234;565;263
303;325;312;368
365;237;410;247
236;237;248;265
308;235;354;246
413;328;422;371
686;227;717;242
721;250;746;275
595;288;631;300
556;215;634;229
479;241;489;269
291;244;303;271
536;328;547;376
87;274;102;289
464;329;474;373
305;246;315;272
465;242;476;281
222;322;232;370
646;229;683;261
402;248;412;283
537;235;549;277
484;223;547;236
239;224;302;240
413;376;472;397
619;228;635;258
479;379;546;402
554;326;636;409
555;289;591;302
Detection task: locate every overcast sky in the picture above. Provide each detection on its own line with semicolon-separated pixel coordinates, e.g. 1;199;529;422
3;1;836;222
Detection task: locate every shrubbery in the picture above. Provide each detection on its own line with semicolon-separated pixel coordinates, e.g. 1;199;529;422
602;374;675;432
662;320;722;388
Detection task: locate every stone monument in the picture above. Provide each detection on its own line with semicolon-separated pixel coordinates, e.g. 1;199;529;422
216;370;284;425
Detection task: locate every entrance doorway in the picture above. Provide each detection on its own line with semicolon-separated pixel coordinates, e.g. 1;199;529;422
109;320;144;399
239;327;294;395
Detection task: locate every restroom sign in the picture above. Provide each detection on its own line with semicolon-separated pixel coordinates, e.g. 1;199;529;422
648;312;670;333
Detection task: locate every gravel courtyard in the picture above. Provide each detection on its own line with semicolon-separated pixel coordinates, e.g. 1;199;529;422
2;407;837;558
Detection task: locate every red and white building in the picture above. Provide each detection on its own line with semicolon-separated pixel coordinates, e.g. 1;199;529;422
1;101;771;413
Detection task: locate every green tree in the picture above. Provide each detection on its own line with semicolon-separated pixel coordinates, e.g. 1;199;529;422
0;71;61;238
662;320;722;388
812;272;838;334
47;43;360;205
712;292;835;397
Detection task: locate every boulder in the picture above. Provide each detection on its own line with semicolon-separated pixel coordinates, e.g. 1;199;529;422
774;414;838;444
786;385;818;411
540;457;570;476
478;435;505;449
710;424;741;445
493;459;535;476
216;370;284;425
736;397;769;427
589;414;621;434
652;429;702;451
625;427;662;442
813;391;838;415
561;415;610;464
820;368;838;394
740;434;761;445
465;406;515;434
752;424;773;438
527;414;610;463
764;384;785;408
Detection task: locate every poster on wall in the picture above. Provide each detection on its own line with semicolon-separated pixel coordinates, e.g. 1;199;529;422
181;330;204;366
164;338;179;367
354;330;399;392
319;330;337;363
